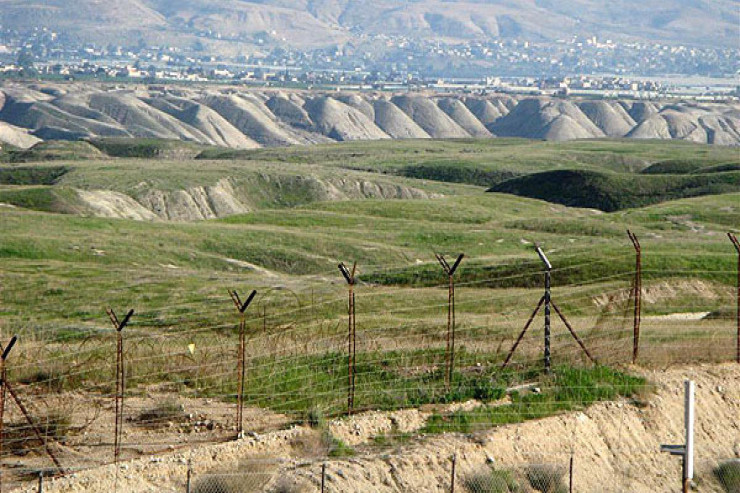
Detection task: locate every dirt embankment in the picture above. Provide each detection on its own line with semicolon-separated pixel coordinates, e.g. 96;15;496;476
18;364;739;493
73;175;441;222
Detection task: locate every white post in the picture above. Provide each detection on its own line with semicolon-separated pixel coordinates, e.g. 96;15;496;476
661;379;696;493
684;380;695;484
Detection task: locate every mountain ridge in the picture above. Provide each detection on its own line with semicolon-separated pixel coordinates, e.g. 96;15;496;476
0;0;736;49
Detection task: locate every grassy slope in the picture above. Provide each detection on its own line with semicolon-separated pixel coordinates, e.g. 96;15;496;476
0;139;737;334
0;138;737;431
198;138;740;187
0;190;737;328
490;169;740;212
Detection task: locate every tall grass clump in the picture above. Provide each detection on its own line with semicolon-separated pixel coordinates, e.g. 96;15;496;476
463;467;521;492
714;460;740;493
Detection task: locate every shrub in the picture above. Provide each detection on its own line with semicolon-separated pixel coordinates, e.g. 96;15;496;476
192;476;238;493
714;460;740;493
271;477;311;493
305;406;325;429
193;460;277;493
525;464;567;493
327;435;355;457
136;398;187;428
463;468;521;493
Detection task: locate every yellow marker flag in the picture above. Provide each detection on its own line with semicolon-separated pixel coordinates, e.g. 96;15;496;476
188;343;196;355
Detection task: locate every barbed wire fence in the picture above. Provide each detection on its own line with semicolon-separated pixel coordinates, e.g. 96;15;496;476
0;233;738;492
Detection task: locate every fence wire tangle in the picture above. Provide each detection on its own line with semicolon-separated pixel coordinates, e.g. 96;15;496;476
0;237;737;491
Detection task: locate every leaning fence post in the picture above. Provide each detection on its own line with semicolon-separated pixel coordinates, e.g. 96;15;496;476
321;463;326;493
728;233;739;364
228;289;257;438
37;472;43;493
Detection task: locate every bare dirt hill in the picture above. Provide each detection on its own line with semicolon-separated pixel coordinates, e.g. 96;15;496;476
303;96;389;142
578;101;636;137
436;98;492;138
391;95;471;139
372;98;430;139
0;122;41;149
2;83;739;147
490;98;605;141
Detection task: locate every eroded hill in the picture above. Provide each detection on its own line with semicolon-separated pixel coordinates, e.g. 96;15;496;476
1;83;739;150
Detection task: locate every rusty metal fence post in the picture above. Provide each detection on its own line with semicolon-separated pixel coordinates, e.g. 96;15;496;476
229;289;257;437
627;230;642;364
729;233;740;364
107;308;133;465
450;453;457;493
0;336;16;493
338;262;357;414
186;458;192;493
436;254;464;390
569;455;574;493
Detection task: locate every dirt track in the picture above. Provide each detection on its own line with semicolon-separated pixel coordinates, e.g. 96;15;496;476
13;364;740;492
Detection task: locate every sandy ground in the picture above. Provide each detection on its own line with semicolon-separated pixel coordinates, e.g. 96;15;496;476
10;363;738;492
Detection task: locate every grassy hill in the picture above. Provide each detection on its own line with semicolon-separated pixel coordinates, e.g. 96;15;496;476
199;138;740;186
490;169;740;212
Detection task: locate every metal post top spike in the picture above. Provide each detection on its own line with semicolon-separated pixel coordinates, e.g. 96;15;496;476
338;263;354;284
535;245;552;270
2;335;18;361
729;232;740;251
627;230;641;251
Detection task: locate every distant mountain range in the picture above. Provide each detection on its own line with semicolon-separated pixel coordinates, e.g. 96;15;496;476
0;0;737;49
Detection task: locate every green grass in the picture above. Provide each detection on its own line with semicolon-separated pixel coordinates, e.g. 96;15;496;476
0;187;737;332
0;141;104;163
490;169;740;212
191;348;511;415
714;460;740;493
0;186;83;214
197;138;740;188
641;159;740;175
87;137;214;159
0;138;736;415
421;366;646;434
0;165;69;185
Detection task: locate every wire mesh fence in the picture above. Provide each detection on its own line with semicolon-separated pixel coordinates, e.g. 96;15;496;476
0;240;737;491
457;462;571;493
